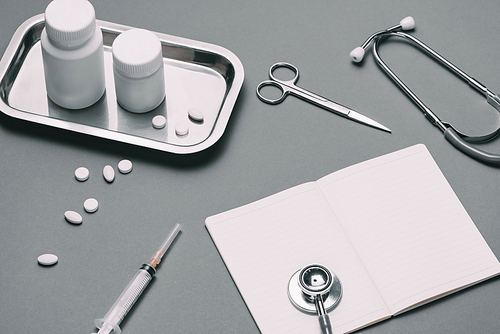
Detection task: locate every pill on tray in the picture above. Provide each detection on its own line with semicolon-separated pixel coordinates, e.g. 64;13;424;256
38;254;58;266
84;198;99;213
103;165;115;183
175;122;189;136
75;167;89;181
188;108;204;122
118;159;133;174
64;210;83;224
152;115;166;129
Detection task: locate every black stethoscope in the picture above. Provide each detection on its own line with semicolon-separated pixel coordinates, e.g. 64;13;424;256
288;264;342;334
351;16;500;166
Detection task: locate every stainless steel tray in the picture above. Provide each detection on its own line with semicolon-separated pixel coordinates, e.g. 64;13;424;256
0;14;244;154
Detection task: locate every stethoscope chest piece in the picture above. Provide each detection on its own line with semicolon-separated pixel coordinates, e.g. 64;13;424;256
288;264;342;314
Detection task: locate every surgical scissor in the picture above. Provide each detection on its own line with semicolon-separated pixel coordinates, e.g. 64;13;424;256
256;62;391;133
351;16;500;165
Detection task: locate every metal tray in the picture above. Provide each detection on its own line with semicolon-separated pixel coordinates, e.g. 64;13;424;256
0;14;244;154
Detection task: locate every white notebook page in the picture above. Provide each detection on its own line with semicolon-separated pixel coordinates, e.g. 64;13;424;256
317;144;500;314
206;182;390;334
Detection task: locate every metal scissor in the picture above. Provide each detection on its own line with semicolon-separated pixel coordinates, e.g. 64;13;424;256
256;62;391;133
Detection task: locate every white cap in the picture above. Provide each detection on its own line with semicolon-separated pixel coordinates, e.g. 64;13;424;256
112;29;163;78
44;0;97;47
400;16;415;30
350;47;365;62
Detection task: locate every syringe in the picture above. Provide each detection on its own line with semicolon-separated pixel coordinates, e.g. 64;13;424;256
93;223;181;334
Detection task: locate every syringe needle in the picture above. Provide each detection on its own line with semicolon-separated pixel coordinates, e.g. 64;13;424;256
149;223;181;267
94;224;181;334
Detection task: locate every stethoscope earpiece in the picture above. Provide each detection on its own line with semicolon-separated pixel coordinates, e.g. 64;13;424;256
350;16;416;63
399;16;415;30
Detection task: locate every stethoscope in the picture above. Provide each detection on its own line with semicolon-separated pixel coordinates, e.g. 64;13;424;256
351;16;500;166
288;264;342;334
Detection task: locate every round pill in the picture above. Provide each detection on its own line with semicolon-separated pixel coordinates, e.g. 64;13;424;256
152;115;166;129
118;159;133;174
64;210;82;224
38;254;58;266
188;108;204;122
175;122;189;136
75;167;89;181
84;198;99;213
103;165;115;183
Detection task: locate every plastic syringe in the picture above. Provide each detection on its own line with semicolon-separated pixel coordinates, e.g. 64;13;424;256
93;223;181;334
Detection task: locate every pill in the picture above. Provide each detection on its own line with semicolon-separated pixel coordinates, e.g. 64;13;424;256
188;108;204;122
38;254;58;266
152;115;166;129
175;122;189;136
118;159;133;174
103;165;115;183
75;167;89;181
84;198;99;213
64;210;83;224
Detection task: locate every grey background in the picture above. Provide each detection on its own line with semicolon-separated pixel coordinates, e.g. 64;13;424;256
1;0;500;333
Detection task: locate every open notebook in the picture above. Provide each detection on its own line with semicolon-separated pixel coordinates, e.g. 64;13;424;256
205;144;500;334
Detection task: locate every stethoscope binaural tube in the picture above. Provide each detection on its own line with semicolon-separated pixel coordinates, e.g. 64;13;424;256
351;16;500;166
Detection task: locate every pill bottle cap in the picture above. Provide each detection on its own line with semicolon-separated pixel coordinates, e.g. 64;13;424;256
112;29;163;78
44;0;97;47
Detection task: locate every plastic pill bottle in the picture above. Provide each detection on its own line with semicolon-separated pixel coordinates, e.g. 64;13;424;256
41;0;105;109
112;28;165;113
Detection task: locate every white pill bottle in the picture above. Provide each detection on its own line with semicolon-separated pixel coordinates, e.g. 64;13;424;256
41;0;105;109
112;28;166;113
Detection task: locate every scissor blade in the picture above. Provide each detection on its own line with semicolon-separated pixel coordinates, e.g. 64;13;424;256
285;83;391;133
321;100;391;133
347;109;392;133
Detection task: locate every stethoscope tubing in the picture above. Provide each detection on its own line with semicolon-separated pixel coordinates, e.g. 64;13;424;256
371;31;500;165
444;127;500;165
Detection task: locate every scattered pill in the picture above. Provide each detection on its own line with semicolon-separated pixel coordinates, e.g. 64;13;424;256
152;115;166;129
84;198;99;213
64;210;83;224
175;122;189;136
38;254;58;266
188;108;204;122
118;159;133;174
103;165;115;183
75;167;89;181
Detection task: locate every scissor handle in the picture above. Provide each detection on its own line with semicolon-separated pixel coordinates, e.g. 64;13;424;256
256;62;300;104
268;62;300;85
256;80;289;104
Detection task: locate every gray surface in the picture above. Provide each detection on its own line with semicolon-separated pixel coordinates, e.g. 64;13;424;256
1;1;499;333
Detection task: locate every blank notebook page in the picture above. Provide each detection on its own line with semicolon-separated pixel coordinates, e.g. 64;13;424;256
206;182;391;334
317;144;500;314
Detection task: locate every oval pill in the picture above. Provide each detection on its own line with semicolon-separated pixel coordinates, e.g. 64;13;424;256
175;122;189;136
38;254;58;266
75;167;89;181
103;165;115;183
64;210;83;224
188;108;204;122
118;159;133;174
152;115;166;129
84;198;99;213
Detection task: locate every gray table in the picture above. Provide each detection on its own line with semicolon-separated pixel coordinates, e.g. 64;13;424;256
1;1;499;333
